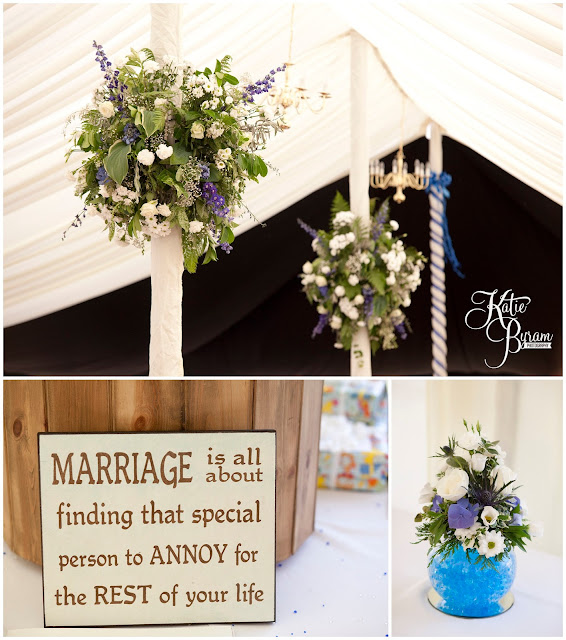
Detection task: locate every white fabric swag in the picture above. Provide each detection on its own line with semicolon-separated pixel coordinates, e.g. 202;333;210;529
3;2;562;326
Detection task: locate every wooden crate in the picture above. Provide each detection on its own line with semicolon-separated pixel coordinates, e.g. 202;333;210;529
3;380;323;565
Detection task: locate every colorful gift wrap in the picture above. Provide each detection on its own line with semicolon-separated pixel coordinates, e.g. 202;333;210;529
321;384;343;416
317;450;388;491
344;389;387;425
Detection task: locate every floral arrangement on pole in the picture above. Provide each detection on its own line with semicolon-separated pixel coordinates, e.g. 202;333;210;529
298;192;425;352
65;42;286;272
415;420;543;568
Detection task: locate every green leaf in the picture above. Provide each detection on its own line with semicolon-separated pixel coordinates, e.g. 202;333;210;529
208;165;222;182
103;141;131;185
134;111;142;127
368;270;386;295
223;73;239;85
331;191;350;214
180;110;201;122
177;208;189;232
169;143;192;165
141;110;165;138
202;109;219;120
255;155;268;177
446;456;469;470
158;171;187;198
220;226;235;244
202;244;218;265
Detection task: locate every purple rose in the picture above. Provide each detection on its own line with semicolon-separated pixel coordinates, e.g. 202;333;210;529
448;498;479;529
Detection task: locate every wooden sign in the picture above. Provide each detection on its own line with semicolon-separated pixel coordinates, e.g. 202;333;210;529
38;431;276;627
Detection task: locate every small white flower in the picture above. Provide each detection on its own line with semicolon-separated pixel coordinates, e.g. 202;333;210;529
302;261;313;274
154;97;168;108
436;468;469;502
315;275;327;287
98;101;115;118
353;294;365;306
491;465;517;497
528;521;544;537
302;274;316;285
137;149;155;166
386;272;396;286
356;321;366;327
458;431;482;451
215;159;226;170
225;95;234;104
389;219;399;231
334;342;343;349
402;297;411;307
317;305;327;315
348;274;359;286
330;315;342;330
334;285;346;297
191;121;205;139
321;265;331;275
348;307;359;320
140;201;159;218
217;148;232;161
470;453;487;472
418;482;434;504
384;231;392;239
481;506;499;528
156;144;173;160
189;220;204;233
454;520;481;541
143;60;160;73
157;204;171;217
477;530;505;558
99;184;111;198
86;205;98;217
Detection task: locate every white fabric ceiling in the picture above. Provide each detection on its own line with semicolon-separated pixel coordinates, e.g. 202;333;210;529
4;2;562;327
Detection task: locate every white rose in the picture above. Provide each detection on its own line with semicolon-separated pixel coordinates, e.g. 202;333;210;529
140;201;159;218
353;294;365;305
191;122;205;139
315;275;327;287
189;220;204;233
302;261;313;275
528;521;544;537
481;506;499;528
348;274;359;286
143;60;160;73
157;204;171;217
390;220;399;231
329;315;342;330
470;453;487;472
137;149;155;166
156;144;173;160
98;101;115;118
321;265;331;274
436;468;469;502
458;431;482;451
418;482;434;504
491;465;517;497
335;285;346;297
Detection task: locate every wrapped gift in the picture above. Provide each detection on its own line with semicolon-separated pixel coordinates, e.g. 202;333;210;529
321;383;344;415
318;450;388;492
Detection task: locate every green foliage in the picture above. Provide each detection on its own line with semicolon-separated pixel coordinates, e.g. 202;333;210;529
103;141;131;184
140;110;165;138
330;191;350;214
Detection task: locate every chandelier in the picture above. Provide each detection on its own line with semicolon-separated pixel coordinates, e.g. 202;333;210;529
369;97;430;203
266;5;331;116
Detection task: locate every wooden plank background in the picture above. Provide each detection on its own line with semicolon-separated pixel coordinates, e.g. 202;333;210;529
3;380;323;566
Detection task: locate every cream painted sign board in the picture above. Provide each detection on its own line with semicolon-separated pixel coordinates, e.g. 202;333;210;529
39;431;276;627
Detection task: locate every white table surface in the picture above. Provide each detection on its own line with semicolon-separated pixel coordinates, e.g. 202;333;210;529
392;508;562;637
3;489;388;637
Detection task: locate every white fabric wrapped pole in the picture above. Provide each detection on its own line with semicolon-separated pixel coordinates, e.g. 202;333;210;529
349;31;372;376
149;4;184;376
428;123;448;376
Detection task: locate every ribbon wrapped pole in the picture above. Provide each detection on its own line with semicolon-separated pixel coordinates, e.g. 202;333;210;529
149;4;184;376
349;31;372;377
427;123;448;377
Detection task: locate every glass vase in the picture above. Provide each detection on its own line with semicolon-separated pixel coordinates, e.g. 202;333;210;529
427;545;516;617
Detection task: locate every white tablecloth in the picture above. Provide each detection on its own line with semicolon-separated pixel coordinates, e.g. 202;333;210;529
3;489;387;637
392;508;562;637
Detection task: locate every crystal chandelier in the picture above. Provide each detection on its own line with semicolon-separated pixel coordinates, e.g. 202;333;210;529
266;4;331;116
369;97;430;203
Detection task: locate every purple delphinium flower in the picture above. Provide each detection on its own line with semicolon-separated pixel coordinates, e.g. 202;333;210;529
122;123;140;145
297;218;318;239
312;312;328;338
394;320;408;340
202;182;231;218
447;497;480;529
219;242;233;254
372;207;387;241
318;286;329;299
362;286;374;319
199;163;211;181
242;64;286;103
431;494;443;513
96;166;110;185
93;41;127;112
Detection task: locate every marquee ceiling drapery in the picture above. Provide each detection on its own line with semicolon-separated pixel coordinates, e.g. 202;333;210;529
3;2;562;327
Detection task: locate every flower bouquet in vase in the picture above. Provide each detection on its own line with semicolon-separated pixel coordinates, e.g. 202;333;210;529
415;421;543;618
